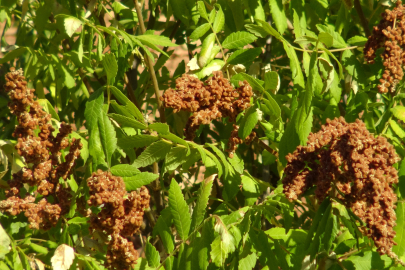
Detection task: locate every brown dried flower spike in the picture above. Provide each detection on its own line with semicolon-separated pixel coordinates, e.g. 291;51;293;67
0;68;82;230
364;0;405;94
87;170;150;270
162;71;255;156
283;117;400;259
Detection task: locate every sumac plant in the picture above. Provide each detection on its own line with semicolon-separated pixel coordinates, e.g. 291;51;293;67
3;1;405;270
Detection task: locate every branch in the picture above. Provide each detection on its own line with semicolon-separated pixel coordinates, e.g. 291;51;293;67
353;0;371;37
134;0;166;123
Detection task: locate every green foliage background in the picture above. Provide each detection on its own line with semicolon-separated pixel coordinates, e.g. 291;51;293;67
1;0;405;269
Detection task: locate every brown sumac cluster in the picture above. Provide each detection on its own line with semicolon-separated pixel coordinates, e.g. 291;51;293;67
0;68;82;230
87;170;150;270
364;0;405;94
161;71;255;156
283;117;400;259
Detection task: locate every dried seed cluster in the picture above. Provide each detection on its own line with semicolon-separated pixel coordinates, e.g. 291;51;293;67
283;117;400;258
364;0;405;93
0;68;82;230
161;71;253;141
87;170;150;270
227;124;256;158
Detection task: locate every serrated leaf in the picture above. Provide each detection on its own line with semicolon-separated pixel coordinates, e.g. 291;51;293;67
245;24;268;38
227;48;262;65
212;5;224;33
264;71;280;93
123;172;159;191
222;31;257;49
239;105;259;140
117;135;159;149
98;113;117;168
0;47;28;64
109;113;147;130
392;106;405;122
318;57;335;93
102;53;118;86
239;252;257;270
136;35;177;47
155;209;175;253
294;35;318;46
269;0;287;34
282;41;305;88
37;99;60;121
149;123;170;134
190;23;211;40
164;147;189;172
210;236;228;267
347;35;368;46
109;86;144;121
60;64;75;89
0;224;11;259
233;72;264;92
50;244;75;270
146;241;160;268
161;133;190;151
133;140;172;168
63;16;82;37
169;179;191;241
256;19;283;40
393;201;405;262
316;24;346;49
190;175;215;231
197;1;209;20
110;164;140;177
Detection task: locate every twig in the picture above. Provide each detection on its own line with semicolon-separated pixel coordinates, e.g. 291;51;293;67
353;0;371;37
254;137;278;157
134;0;166;123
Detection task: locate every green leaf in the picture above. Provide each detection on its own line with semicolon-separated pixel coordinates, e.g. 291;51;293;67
318;32;333;47
169;179;191;241
117;135;159;149
98;113;117;168
392;106;405;122
210;236;228;267
60;64;75;89
155;209;175;253
269;0;287;34
63;16;82;37
282;41;305;88
294;35;318;46
78;27;84;63
316;24;347;49
264;71;280;93
197;1;209;20
0;224;11;259
390;120;405;141
102;53;118;86
206;144;229;178
169;0;190;26
212;5;225;33
233;72;264;92
164;147;189;172
109;86;144;121
344;251;392;270
190;23;211;40
222;31;257;49
108;114;147;130
227;48;262;65
198;33;216;68
149;123;170;134
239;105;259;140
37;99;60;121
256;19;283;40
239;252;258;270
242;175;262;206
135;35;177;47
29;243;48;255
160;133;190;151
67;217;88;224
318;57;335;93
190;175;215;232
245;24;268;38
0;47;28;64
123;172;159;191
133;140;172;168
347;35;368;46
146;241;160;268
393;201;405;262
110;164;141;177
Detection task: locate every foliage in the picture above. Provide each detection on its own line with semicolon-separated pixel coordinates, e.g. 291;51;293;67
1;0;405;269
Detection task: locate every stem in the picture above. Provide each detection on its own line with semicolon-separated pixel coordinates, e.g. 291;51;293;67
291;44;358;54
134;0;166;123
353;0;371;37
254;137;278;157
156;216;214;270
